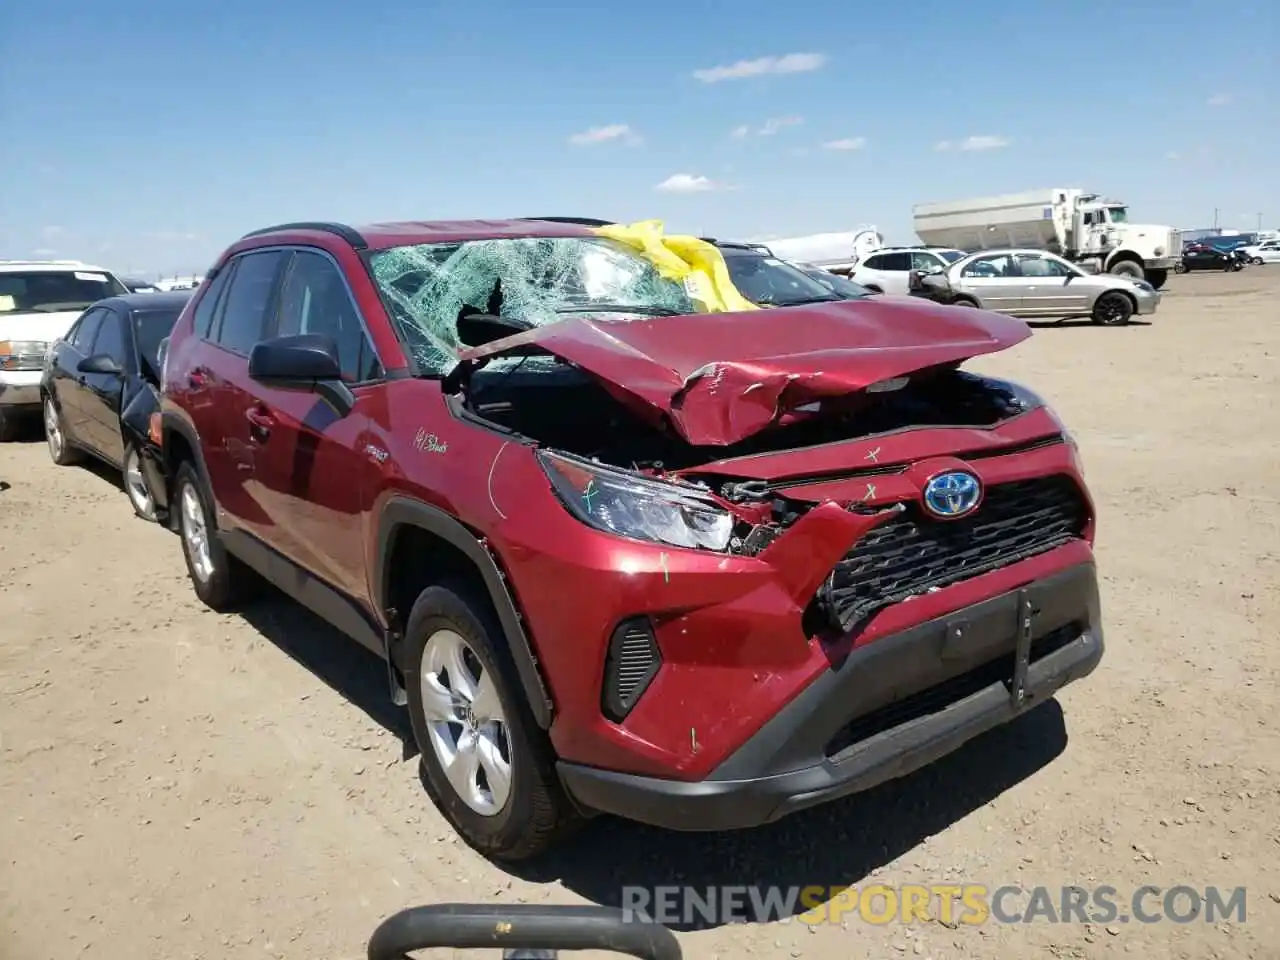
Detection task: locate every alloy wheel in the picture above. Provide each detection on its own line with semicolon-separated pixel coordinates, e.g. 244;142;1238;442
124;448;156;520
418;629;513;816
180;483;214;582
44;399;63;461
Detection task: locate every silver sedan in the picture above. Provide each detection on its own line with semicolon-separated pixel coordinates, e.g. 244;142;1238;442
918;249;1161;325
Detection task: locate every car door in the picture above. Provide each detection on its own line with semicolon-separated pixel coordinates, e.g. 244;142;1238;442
1012;253;1090;317
248;247;384;600
1260;242;1280;263
955;253;1025;313
79;306;132;465
53;306;107;447
196;249;290;539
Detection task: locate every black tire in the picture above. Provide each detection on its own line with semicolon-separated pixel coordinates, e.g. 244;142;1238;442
951;298;979;308
1092;291;1134;326
404;583;579;862
1174;261;1187;274
0;407;25;443
173;460;257;610
1107;260;1144;280
1251;257;1264;265
1146;268;1168;290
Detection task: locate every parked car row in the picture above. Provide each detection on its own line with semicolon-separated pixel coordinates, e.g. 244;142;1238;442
14;217;1106;866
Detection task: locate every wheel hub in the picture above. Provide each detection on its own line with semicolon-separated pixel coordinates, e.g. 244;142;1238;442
419;629;513;817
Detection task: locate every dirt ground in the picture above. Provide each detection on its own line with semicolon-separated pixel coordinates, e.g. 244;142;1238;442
2;267;1277;960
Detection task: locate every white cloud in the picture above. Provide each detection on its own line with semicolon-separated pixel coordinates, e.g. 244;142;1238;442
568;123;641;146
1206;93;1231;107
758;116;803;136
31;247;57;256
655;173;725;193
823;137;866;151
40;225;65;239
732;117;803;138
935;135;1011;152
692;52;826;83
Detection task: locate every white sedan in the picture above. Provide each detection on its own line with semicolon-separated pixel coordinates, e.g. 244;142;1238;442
1240;239;1280;264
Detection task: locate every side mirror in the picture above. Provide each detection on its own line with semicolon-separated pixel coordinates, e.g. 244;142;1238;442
248;333;355;417
78;353;123;376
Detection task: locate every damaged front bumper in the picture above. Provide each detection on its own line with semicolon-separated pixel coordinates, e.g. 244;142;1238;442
557;561;1103;830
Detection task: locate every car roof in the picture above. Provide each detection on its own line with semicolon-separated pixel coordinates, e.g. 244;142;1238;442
234;219;599;254
0;259;115;274
97;291;193;312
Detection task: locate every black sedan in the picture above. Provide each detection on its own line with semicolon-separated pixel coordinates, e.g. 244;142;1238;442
40;292;190;521
1176;245;1245;273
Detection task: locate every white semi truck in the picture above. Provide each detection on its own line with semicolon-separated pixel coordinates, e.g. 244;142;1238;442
913;189;1181;289
757;226;884;274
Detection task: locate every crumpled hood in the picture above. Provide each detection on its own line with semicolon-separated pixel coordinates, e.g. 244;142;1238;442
457;298;1031;446
0;310;82;344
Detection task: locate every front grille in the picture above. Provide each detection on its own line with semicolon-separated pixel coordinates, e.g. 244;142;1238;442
819;475;1088;632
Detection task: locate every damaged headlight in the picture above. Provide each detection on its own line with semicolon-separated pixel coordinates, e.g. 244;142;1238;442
537;450;734;551
1001;379;1084;473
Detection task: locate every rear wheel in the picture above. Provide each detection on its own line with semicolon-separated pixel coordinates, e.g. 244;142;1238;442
122;443;158;521
404;583;579;862
1174;261;1187;274
174;461;257;610
950;298;979;308
1092;291;1134;326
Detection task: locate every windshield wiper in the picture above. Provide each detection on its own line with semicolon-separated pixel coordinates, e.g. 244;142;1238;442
779;295;842;306
555;304;684;317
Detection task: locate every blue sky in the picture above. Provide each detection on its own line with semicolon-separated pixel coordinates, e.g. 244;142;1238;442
2;0;1276;275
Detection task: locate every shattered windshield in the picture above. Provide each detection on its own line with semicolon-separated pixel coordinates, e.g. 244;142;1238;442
369;236;703;374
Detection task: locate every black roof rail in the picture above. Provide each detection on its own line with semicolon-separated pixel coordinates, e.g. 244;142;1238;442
239;221;368;249
519;217;616;227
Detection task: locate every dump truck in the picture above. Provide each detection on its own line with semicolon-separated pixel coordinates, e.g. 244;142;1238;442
913;189;1180;289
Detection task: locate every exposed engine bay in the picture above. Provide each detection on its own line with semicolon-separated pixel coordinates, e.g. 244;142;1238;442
465;355;1042;475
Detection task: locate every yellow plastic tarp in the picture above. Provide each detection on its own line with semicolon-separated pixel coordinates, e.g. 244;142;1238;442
591;219;759;313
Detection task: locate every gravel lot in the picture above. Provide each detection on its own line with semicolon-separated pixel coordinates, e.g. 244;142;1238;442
2;268;1277;960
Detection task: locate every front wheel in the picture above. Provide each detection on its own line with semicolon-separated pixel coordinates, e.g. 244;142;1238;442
1174;261;1188;274
43;396;81;464
1146;268;1168;290
1251;257;1264;265
1093;291;1134;326
1107;260;1144;280
405;584;579;862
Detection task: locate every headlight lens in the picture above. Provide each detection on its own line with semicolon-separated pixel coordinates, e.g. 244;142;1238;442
0;340;50;372
538;450;734;551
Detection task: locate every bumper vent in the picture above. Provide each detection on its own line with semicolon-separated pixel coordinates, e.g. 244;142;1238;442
820;475;1089;632
601;617;662;723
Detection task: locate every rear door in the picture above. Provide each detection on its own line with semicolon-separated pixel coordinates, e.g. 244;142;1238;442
1012;253;1090;317
195;249;290;538
248;247;384;599
53;306;107;445
79;306;132;465
955;253;1025;313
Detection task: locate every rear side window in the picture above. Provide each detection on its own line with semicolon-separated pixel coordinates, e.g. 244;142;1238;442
213;251;286;355
191;268;232;339
862;254;886;270
879;252;912;271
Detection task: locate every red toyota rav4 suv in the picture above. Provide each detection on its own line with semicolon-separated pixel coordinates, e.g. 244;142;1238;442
158;219;1103;861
